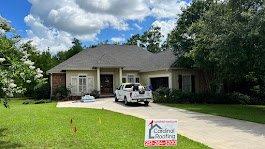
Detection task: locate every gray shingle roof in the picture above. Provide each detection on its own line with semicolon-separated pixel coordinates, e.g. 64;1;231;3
47;45;176;73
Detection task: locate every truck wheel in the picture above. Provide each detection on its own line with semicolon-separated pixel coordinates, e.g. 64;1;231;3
124;97;129;105
114;94;118;102
144;101;149;106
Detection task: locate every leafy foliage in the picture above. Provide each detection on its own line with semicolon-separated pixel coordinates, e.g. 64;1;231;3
126;27;168;53
0;18;46;103
153;88;259;105
168;0;265;98
53;85;71;100
90;90;100;98
55;38;84;63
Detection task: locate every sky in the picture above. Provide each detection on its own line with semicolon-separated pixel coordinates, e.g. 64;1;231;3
0;0;190;53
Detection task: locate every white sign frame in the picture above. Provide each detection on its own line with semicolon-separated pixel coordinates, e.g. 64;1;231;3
144;119;178;147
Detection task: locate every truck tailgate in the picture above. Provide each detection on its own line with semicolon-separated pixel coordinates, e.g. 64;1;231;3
131;91;152;99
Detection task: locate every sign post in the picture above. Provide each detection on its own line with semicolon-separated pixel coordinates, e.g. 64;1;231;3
144;119;177;147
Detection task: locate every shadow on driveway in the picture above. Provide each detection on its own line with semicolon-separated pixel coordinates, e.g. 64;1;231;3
113;101;148;107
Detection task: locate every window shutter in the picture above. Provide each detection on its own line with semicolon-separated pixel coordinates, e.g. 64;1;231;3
191;75;195;93
178;75;182;90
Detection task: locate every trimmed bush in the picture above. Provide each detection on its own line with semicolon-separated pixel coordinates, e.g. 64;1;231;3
228;92;251;104
153;88;255;104
23;99;52;104
32;83;51;99
90;90;100;98
53;85;71;100
34;99;52;104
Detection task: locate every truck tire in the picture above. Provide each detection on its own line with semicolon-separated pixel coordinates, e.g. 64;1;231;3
114;94;118;102
144;101;149;106
124;96;129;105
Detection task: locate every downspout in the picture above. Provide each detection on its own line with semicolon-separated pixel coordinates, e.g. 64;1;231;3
50;73;53;100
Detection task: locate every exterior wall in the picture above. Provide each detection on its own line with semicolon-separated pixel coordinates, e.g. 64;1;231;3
62;68;206;96
66;70;97;96
122;70;140;83
171;69;203;93
139;69;205;93
139;70;172;88
51;73;66;94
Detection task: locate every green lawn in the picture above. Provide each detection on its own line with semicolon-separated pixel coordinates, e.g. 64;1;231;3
0;100;208;148
164;104;265;124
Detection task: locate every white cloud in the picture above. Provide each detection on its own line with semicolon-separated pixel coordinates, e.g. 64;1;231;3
23;14;73;53
111;37;126;43
148;0;188;18
152;19;176;43
24;0;188;52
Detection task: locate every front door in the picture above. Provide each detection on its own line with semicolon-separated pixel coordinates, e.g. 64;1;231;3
100;74;113;95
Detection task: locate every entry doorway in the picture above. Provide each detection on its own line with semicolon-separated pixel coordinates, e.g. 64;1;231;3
100;74;114;95
150;77;169;91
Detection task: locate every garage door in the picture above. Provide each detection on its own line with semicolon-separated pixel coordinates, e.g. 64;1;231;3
150;77;169;91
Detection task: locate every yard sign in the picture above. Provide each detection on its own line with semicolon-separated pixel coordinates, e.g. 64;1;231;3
144;119;178;147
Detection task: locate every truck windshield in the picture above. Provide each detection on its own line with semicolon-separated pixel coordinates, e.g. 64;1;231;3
125;84;139;88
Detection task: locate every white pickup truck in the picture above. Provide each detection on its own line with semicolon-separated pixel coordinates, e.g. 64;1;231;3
114;83;152;106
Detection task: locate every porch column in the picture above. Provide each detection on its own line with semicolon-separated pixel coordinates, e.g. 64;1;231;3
97;68;100;92
119;67;122;84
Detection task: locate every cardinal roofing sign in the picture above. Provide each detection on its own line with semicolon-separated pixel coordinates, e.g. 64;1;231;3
144;119;177;147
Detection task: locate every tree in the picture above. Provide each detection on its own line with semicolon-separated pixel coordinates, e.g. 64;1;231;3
126;27;168;53
0;17;46;107
21;41;58;75
170;0;265;95
168;0;213;66
55;38;84;63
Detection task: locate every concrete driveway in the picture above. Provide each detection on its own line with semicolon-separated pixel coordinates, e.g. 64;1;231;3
57;98;265;149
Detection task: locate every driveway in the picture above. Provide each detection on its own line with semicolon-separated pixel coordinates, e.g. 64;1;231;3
57;98;265;149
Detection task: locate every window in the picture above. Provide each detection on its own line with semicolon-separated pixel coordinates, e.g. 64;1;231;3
122;77;127;83
182;75;192;92
125;84;134;88
135;77;140;83
79;76;87;93
127;75;135;83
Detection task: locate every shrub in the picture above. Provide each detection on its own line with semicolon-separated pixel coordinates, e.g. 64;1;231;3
53;85;71;100
34;99;52;104
153;88;248;104
22;99;34;104
228;92;251;104
23;99;51;104
90;90;100;98
32;83;51;99
153;87;171;103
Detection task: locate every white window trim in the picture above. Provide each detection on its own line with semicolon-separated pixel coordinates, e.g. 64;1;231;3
127;74;135;83
182;74;192;92
78;75;87;94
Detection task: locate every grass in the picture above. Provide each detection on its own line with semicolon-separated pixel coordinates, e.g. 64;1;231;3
0;100;208;148
163;103;265;124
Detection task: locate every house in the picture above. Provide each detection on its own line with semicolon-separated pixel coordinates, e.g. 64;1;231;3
47;45;206;96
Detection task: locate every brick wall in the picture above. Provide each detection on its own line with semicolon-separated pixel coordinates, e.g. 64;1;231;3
51;73;66;95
